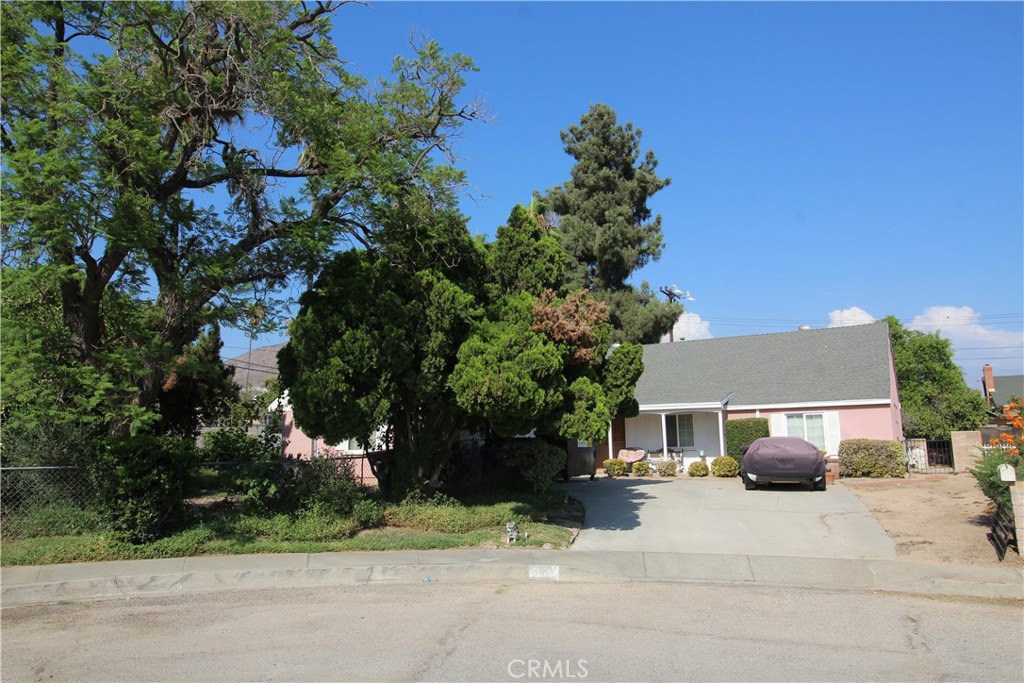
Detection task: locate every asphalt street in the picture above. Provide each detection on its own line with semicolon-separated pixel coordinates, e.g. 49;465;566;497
4;477;1021;682
3;581;1022;682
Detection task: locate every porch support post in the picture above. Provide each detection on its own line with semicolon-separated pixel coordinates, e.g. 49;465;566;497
661;413;669;458
718;409;726;456
608;423;614;461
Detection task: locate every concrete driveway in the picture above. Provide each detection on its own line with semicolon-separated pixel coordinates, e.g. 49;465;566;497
559;477;897;560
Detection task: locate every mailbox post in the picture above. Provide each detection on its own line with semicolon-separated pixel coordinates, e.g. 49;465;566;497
1001;463;1024;557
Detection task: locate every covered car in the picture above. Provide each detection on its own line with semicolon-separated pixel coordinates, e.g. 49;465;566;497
740;437;826;491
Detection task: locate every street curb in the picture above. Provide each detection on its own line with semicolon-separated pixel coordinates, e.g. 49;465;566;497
3;550;1022;607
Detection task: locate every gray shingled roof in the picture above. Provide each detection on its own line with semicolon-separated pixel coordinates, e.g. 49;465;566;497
635;322;894;408
990;375;1024;408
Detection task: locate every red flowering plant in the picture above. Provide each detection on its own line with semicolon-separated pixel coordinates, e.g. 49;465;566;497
974;395;1023;514
989;397;1023;455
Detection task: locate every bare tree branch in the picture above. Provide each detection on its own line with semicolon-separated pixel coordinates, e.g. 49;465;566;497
288;1;355;32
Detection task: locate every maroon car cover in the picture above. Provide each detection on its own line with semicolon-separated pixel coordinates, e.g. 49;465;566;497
742;437;825;477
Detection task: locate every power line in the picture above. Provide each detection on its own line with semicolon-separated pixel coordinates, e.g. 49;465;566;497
699;315;1023;330
224;360;279;373
955;346;1024;351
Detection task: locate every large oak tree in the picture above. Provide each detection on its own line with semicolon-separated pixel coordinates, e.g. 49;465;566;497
1;1;480;434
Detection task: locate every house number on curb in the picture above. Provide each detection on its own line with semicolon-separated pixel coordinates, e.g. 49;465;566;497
528;565;560;580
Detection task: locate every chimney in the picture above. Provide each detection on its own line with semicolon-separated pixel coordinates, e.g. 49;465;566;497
982;364;996;401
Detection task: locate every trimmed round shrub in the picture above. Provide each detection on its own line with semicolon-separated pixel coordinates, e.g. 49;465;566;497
603;458;628;477
711;455;740;478
499;439;568;492
632;461;651;477
688;461;709;477
838;439;905;478
656;461;678;477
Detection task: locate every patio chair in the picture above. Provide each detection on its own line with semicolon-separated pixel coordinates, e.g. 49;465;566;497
617;447;646;464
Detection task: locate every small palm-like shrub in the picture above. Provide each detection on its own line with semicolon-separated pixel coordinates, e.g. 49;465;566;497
688;461;709;477
603;459;628;477
632;461;651;477
711;456;740;478
656;461;678;477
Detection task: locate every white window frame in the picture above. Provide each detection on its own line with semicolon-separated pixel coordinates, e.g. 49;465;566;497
785;412;826;451
666;414;695;448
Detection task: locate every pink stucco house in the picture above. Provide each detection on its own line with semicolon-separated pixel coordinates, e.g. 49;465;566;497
603;322;903;471
271;395;379;486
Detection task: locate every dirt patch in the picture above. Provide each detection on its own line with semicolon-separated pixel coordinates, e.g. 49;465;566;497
843;474;1022;568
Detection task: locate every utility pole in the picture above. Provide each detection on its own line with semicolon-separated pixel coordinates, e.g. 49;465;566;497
659;285;695;342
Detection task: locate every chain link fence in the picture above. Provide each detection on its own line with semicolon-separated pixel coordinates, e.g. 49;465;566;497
2;453;381;538
0;465;98;537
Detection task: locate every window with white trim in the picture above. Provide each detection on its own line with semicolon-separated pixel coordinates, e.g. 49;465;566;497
666;414;695;448
786;413;826;451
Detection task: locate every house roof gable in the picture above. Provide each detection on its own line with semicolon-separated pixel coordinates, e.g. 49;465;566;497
990;375;1024;408
635;322;895;408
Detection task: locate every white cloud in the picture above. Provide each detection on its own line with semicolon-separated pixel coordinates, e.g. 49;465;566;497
828;306;876;328
661;312;713;343
909;305;1024;379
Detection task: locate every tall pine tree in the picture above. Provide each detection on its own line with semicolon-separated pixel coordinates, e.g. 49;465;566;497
542;104;681;343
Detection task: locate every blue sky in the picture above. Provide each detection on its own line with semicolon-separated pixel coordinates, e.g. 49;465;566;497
222;1;1024;389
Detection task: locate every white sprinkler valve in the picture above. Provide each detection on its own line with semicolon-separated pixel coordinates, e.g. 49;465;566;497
998;463;1017;483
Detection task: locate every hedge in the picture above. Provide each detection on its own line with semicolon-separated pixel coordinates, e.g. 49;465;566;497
837;439;905;478
725;418;769;463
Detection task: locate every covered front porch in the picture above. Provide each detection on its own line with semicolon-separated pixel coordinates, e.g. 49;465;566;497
603;396;731;471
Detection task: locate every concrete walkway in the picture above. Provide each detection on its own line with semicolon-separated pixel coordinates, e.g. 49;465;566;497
561;477;897;559
2;548;1021;607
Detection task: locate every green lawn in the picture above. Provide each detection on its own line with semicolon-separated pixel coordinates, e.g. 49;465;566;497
0;491;581;566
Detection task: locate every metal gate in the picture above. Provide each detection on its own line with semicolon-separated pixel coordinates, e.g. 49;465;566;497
905;439;955;474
